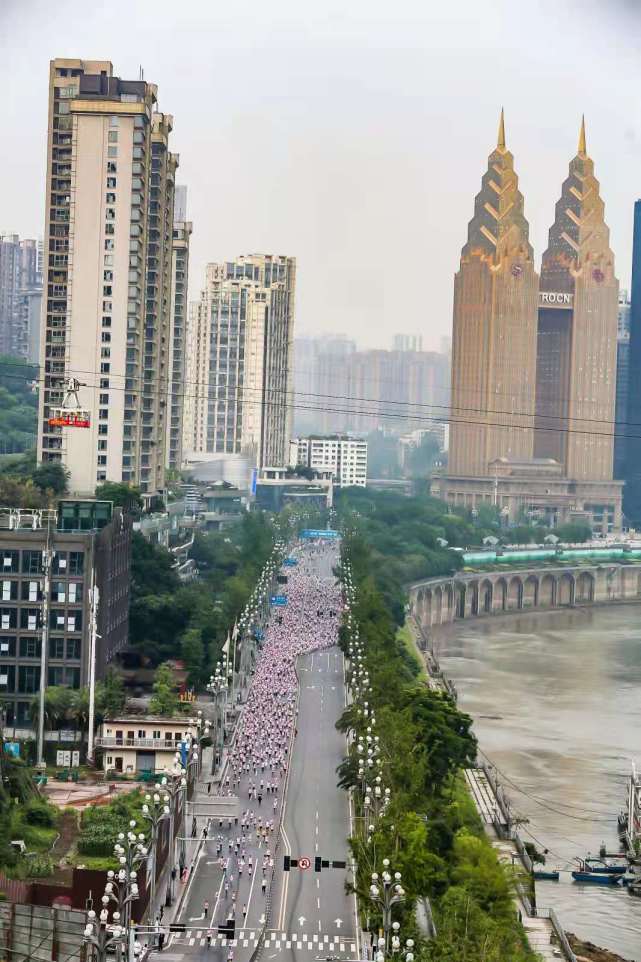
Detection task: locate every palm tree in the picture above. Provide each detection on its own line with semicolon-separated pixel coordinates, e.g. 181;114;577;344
29;686;73;732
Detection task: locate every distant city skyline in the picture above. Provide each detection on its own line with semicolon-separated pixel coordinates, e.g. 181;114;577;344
3;0;641;351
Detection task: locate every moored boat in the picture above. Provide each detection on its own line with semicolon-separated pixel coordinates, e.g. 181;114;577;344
572;870;621;885
584;858;627;875
533;870;560;881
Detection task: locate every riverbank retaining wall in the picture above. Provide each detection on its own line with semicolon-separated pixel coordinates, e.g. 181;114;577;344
409;563;641;630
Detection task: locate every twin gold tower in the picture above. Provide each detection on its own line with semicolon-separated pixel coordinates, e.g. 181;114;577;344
432;112;623;533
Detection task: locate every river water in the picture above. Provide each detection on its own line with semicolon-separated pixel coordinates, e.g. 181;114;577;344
437;604;641;961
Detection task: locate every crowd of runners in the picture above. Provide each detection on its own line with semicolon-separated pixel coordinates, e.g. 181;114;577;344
196;539;341;951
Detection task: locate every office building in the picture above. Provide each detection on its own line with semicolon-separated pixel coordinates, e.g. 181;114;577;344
624;200;641;522
185;255;296;468
615;290;631;479
37;59;178;498
0;234;43;360
433;117;623;533
448;110;539;477
166;186;192;472
534;118;619;481
0;501;131;736
290;435;367;487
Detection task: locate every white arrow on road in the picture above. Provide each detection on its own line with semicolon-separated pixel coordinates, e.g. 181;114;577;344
189;913;205;921
259;914;266;924
334;919;343;929
298;916;306;926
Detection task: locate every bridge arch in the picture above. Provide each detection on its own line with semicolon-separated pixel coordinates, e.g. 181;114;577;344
456;583;466;619
494;577;507;612
539;574;556;607
434;585;443;624
480;578;493;614
522;575;538;607
507;575;523;610
576;571;594;603
558;572;575;606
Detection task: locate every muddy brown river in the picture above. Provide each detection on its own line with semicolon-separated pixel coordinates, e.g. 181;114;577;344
438;604;641;961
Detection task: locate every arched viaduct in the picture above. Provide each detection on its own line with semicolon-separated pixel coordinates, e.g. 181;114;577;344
408;564;641;630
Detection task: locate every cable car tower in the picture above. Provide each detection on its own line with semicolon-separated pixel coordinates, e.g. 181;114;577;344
47;377;91;429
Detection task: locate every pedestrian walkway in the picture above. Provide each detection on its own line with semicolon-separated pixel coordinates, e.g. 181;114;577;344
171;928;358;954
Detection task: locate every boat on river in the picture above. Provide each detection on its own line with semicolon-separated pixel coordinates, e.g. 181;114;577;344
533;870;560;881
572;870;621;885
584;858;627;875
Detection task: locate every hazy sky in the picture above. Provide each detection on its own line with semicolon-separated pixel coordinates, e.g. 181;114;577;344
3;0;641;351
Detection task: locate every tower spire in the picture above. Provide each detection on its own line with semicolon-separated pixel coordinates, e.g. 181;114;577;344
497;107;506;150
578;114;587;156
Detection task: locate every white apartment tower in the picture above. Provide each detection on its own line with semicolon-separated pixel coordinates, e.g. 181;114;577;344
185;255;296;468
291;435;368;488
166;186;192;472
38;59;178;497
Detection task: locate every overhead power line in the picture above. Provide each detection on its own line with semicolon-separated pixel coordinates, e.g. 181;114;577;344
0;357;638;442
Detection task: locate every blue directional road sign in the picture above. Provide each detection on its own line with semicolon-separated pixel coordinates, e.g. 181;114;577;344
270;595;288;606
300;529;339;540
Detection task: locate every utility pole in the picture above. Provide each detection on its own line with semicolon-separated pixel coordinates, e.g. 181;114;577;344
37;524;53;769
87;575;100;765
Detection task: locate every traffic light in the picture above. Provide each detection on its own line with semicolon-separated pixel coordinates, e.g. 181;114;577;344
314;856;322;872
284;855;291;872
219;918;236;939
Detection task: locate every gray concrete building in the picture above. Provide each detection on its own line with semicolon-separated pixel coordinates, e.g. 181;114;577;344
0;501;131;736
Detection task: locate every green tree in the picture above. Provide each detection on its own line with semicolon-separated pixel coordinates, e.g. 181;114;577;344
97;669;126;716
404;433;441;478
555;521;592;543
95;482;143;514
180;627;206;688
29;686;73;731
32;462;69;495
149;663;181;716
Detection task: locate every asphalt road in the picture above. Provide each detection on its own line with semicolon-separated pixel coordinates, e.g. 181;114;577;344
157;542;357;962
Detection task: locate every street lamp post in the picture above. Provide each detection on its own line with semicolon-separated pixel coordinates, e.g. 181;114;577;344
103;869;140;962
141;790;170;927
160;766;187;903
207;662;226;774
83;906;126;962
369;860;406;954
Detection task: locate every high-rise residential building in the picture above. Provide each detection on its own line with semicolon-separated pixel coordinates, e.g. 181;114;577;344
0;234;43;360
292;335;356;434
615;290;631;480
448;110;539;477
432;117;623;533
185;255;296;468
37;59;178;498
392;333;423;352
624;200;641;521
0;500;131;736
294;340;449;437
290;434;368;487
166;186;192;472
343;349;450;435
